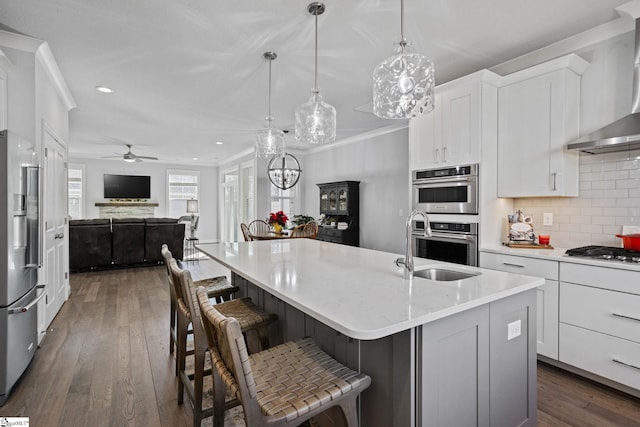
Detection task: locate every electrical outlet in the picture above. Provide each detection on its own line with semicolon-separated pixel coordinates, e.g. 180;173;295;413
543;212;553;226
507;320;521;341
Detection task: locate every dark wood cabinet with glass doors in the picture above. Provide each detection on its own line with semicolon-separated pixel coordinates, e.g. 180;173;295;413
316;181;359;246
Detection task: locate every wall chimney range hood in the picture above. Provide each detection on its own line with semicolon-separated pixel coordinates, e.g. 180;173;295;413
567;17;640;154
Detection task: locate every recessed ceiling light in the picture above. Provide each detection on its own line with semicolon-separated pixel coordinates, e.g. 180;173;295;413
215;141;223;145
95;86;114;93
192;157;198;161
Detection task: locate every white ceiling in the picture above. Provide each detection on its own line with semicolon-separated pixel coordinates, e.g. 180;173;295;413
0;0;631;165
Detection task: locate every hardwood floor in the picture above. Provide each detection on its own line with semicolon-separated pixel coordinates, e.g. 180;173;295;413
1;260;639;426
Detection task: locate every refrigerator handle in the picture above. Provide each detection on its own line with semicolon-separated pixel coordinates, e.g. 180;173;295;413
8;284;46;314
25;165;42;268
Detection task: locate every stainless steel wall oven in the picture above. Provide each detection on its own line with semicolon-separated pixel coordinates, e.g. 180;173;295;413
412;164;478;214
413;221;478;267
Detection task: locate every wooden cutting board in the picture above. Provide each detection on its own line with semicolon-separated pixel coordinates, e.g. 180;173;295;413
505;242;554;249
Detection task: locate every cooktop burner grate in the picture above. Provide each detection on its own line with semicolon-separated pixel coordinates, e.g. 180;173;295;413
565;245;640;262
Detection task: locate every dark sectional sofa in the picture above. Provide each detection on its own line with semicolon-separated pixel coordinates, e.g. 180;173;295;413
69;217;185;272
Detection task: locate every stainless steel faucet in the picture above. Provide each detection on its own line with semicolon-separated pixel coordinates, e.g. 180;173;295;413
395;209;432;279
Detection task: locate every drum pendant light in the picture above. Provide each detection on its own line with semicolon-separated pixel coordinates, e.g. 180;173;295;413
294;2;336;145
373;0;435;119
256;52;285;158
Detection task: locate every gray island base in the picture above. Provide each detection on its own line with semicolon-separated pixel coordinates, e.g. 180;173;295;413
197;240;541;426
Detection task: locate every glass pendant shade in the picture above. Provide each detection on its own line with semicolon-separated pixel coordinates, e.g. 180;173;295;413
268;153;302;190
294;91;336;145
372;0;435;119
256;52;285;158
295;2;336;145
373;46;435;119
256;118;285;158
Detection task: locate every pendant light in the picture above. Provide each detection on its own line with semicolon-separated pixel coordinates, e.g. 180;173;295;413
372;0;435;119
268;153;302;190
256;52;285;158
294;2;336;145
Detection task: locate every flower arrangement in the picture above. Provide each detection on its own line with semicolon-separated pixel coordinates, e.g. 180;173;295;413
268;210;288;227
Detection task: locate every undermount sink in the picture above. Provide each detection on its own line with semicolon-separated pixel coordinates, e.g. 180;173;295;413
413;268;480;281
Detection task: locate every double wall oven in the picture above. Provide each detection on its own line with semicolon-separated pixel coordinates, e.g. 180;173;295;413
412;164;479;267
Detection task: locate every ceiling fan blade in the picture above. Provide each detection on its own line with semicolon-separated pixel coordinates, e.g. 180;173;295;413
134;155;158;160
100;155;123;159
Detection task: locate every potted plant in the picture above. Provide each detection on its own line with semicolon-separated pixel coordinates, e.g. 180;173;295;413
291;214;315;227
267;210;288;234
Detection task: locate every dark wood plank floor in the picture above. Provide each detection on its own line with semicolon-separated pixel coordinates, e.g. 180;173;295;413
1;260;639;426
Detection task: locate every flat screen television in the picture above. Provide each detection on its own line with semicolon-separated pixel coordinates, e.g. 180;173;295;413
104;174;151;199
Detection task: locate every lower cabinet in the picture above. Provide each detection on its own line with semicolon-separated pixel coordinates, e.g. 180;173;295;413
558;263;640;394
480;251;559;359
316;226;359;246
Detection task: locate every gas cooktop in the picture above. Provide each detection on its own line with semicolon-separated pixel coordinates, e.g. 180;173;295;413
565;245;640;263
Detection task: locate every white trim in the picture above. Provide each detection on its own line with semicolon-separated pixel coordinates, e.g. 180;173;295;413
67;163;86;219
0;49;12;70
166;168;200;218
35;42;76;111
304;123;408;154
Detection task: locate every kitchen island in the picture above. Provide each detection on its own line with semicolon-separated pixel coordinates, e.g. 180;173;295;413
197;239;543;426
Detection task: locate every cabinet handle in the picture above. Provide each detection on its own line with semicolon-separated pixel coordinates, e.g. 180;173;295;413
442;146;447;163
551;172;557;191
612;312;640;322
502;262;525;268
612;358;640;371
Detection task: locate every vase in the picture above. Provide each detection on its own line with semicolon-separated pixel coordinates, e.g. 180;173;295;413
273;223;283;234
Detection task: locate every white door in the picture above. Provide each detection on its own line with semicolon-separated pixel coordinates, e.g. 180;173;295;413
41;127;68;331
221;168;239;242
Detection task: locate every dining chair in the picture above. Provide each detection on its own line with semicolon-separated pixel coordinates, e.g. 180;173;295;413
197;287;372;427
161;244;238;366
170;260;279;427
290;222;318;239
240;223;251;241
248;219;270;237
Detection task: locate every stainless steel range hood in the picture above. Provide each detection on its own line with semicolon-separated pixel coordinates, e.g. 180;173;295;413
567;17;640;154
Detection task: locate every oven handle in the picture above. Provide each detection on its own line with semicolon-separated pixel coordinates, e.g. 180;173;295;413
412;175;475;186
415;232;476;241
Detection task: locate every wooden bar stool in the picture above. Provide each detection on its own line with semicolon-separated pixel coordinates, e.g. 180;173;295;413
170;259;278;427
197;287;372;427
162;244;239;365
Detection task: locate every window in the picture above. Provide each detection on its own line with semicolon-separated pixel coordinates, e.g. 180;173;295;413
167;169;199;218
270;184;296;217
67;164;85;219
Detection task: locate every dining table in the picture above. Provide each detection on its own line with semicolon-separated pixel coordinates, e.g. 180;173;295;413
249;231;290;240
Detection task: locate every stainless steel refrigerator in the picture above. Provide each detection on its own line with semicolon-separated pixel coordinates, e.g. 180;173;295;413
0;130;44;406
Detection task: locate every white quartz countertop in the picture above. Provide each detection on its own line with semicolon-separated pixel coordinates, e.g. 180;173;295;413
197;240;543;340
481;245;640;272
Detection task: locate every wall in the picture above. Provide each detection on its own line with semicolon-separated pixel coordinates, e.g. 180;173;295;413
513;149;640;249
69;157;219;241
301;127;409;254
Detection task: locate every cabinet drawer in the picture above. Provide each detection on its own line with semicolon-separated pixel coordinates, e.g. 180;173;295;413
560;262;640;295
480;252;558;280
560;282;640;344
559;323;640;391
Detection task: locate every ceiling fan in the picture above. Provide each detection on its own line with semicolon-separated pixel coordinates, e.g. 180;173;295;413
102;144;159;162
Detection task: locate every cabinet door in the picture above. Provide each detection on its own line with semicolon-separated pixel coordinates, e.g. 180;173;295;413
319;189;329;213
440;81;481;166
498;69;579;197
409;103;439;170
337;187;348;215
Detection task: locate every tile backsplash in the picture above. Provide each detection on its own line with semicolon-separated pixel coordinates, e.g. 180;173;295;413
513;149;640;249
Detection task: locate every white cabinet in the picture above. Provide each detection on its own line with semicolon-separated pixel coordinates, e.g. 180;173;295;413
558;263;640;393
409;70;499;170
480;251;559;359
497;54;588;197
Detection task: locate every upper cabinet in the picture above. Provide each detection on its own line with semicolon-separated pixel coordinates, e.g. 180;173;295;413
409;70;499;171
318;181;359;217
497;54;588;197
